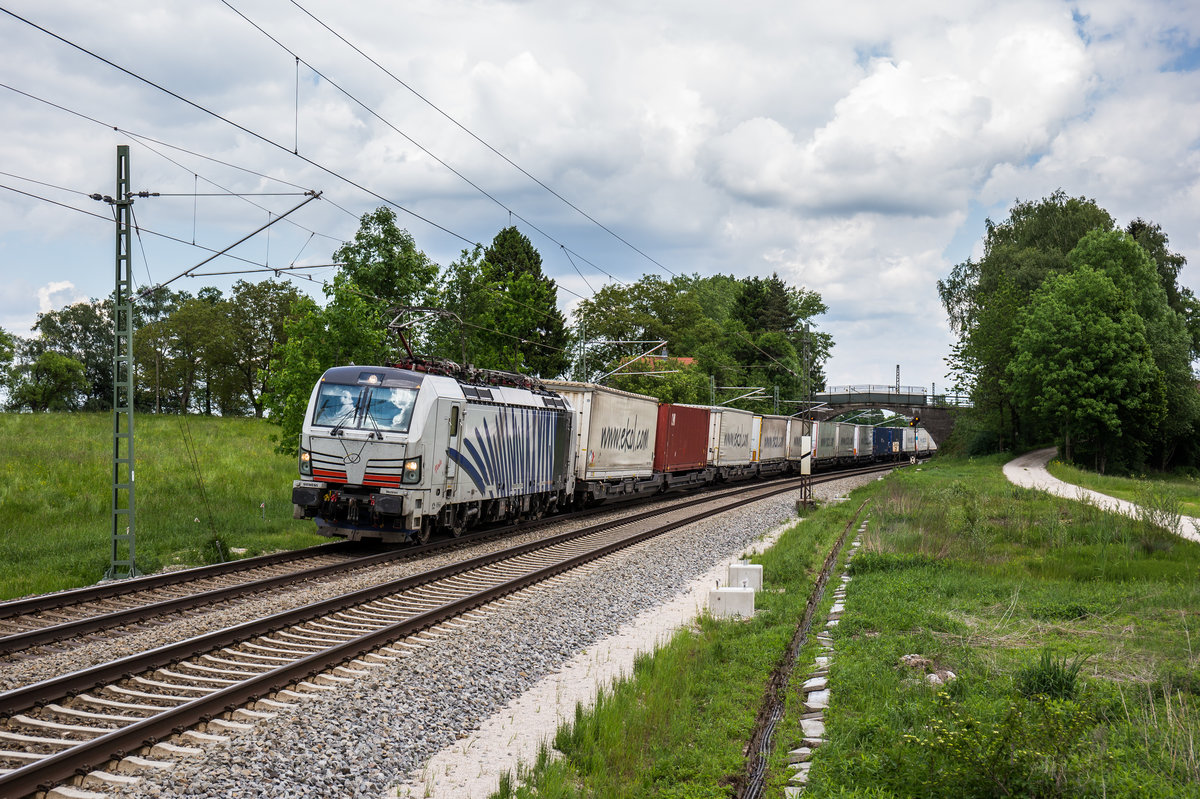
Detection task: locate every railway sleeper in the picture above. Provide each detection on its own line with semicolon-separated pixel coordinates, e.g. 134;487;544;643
202;718;254;735
74;693;168;713
115;754;175;774
152;668;241;686
44;704;136;724
80;768;141;790
149;740;203;758
9;715;109;738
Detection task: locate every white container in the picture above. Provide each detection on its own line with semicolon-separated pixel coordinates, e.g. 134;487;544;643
544;380;659;480
758;415;789;463
786;418;812;462
708;587;755;618
708;406;755;466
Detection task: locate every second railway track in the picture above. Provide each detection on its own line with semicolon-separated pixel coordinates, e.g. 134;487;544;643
0;463;901;797
0;463;901;659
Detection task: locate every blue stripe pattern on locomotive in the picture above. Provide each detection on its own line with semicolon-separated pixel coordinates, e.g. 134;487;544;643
448;405;564;499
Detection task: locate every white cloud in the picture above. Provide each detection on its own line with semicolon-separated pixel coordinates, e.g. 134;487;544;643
36;281;86;314
0;0;1197;391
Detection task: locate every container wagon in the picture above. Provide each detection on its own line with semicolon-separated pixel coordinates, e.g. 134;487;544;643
757;414;790;475
544;380;661;502
653;403;712;489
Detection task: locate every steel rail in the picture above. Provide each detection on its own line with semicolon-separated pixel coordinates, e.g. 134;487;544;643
0;541;355;620
0;469;892;797
0;461;898;656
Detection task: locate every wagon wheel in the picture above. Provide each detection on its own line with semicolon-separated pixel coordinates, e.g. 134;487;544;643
415;519;433;545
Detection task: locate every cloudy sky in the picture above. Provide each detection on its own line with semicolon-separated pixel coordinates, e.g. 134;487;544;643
1;0;1198;393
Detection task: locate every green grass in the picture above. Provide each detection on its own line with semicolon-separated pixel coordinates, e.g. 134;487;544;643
493;456;1200;798
0;412;324;599
489;487;884;799
802;457;1200;798
1047;457;1200;517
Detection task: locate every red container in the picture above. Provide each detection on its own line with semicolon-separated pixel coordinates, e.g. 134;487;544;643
654;403;710;472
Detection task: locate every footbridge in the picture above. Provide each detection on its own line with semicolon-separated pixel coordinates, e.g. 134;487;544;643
808;385;970;448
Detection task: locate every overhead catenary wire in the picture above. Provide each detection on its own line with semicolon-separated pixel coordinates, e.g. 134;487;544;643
0;182;316;276
0;80;351;246
0;13;608;337
0;6;476;248
219;0;630;291
288;0;677;279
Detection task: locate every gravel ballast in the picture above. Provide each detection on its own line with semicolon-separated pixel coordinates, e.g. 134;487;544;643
51;472;886;798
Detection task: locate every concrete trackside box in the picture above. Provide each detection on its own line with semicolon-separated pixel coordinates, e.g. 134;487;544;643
654;403;710;473
544;380;659;480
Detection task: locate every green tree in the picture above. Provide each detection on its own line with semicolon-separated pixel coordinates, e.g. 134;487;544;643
225;279;303;417
0;328;14;381
1125;218;1200;358
939;191;1116;449
609;358;711;404
6;350;89;412
161;295;231;414
478;227;570;377
1066;230;1198;469
1009;265;1163;473
26;299;113;410
267;208;434;453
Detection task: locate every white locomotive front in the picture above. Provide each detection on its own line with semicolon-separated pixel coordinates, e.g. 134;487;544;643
292;365;575;543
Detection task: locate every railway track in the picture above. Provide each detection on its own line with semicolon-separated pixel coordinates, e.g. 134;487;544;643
0;462;904;660
0;462;900;797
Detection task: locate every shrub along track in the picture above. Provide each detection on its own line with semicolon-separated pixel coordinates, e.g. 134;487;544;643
0;464;898;798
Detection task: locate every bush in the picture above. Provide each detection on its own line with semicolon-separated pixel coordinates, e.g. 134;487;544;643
1017;650;1088;700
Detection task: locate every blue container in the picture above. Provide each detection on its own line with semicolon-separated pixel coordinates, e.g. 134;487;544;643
873;427;897;457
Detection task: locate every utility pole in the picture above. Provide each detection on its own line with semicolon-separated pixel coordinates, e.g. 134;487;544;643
107;145;140;580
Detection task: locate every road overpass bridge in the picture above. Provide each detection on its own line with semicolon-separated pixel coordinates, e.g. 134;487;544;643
807;385;970;449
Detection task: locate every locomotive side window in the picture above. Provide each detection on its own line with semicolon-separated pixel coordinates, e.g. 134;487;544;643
449;405;460;437
313;384;360;427
365;387;419;432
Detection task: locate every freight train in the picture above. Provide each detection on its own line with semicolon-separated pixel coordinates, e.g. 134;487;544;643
291;361;936;543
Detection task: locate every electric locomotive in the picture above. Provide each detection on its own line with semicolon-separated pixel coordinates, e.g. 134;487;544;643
291;364;573;543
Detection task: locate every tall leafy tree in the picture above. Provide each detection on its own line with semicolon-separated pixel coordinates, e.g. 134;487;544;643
225;279;303;417
1067;230;1198;468
1125;218;1200;358
477;226;570;377
1008;265;1163;473
6;351;89;412
26;299;113;410
938;191;1115;448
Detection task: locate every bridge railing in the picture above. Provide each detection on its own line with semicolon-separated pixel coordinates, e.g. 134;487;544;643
815;386;974;409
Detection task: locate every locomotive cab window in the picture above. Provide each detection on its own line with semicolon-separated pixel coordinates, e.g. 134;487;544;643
365;387;419;433
313;384;360;427
449;405;460;437
313;384;418;433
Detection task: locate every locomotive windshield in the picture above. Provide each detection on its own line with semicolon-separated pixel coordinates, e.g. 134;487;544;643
312;383;418;433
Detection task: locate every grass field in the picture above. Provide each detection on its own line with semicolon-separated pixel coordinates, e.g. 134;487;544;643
0;412;325;600
1046;457;1200;518
495;457;1200;798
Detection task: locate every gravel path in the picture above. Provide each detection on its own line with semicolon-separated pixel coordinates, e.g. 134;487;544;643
1004;448;1200;543
51;471;883;798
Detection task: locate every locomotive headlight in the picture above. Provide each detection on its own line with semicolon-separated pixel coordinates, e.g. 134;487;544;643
402;457;422;484
299;449;312;476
